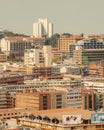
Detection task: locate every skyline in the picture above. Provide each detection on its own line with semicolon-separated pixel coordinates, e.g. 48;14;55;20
0;0;104;35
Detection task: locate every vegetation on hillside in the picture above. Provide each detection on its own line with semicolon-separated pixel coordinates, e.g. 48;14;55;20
4;30;29;37
0;30;29;39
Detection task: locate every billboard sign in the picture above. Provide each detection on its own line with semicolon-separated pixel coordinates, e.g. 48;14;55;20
62;114;82;125
91;113;104;123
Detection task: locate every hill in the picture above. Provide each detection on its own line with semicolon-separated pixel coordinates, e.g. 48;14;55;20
0;30;29;39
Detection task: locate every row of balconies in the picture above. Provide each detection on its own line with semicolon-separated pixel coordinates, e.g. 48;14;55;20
0;76;24;84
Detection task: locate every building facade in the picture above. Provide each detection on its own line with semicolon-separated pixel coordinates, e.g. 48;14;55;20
16;90;66;110
0;88;15;109
58;35;83;53
24;45;52;67
67;88;82;108
70;38;104;58
0;73;24;85
98;61;104;77
81;89;96;111
73;49;104;65
0;53;7;62
0;36;32;57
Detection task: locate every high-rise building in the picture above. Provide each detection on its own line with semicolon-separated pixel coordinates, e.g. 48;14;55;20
33;19;53;37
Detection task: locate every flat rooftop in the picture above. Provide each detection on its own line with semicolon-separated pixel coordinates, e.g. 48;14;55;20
33;108;95;120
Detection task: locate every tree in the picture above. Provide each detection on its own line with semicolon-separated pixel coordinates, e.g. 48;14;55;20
62;33;72;36
52;57;57;63
7;53;15;61
46;33;60;47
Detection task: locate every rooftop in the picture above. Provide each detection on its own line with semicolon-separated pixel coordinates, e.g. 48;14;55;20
33;108;95;120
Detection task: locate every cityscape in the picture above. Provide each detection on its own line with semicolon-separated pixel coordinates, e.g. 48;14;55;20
0;1;104;130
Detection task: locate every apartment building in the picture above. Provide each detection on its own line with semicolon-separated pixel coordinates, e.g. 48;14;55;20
4;80;74;92
0;88;15;109
58;35;83;53
98;61;104;77
67;88;82;108
70;38;104;58
51;91;67;109
96;92;104;110
0;53;7;62
33;18;53;37
88;34;104;42
83;80;104;93
32;66;52;77
52;51;63;62
81;88;104;111
73;49;104;65
52;85;82;108
0;72;24;84
81;88;96;111
16;90;66;110
24;77;82;88
24;45;52;67
28;37;45;45
51;66;61;75
0;36;31;57
88;63;99;76
0;108;32;120
60;66;81;75
88;62;104;77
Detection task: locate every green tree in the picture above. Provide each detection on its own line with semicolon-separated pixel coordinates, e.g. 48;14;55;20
7;53;15;61
44;33;60;47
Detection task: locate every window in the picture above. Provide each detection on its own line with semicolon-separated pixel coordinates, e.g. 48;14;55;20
56;95;62;98
43;96;47;99
56;106;62;108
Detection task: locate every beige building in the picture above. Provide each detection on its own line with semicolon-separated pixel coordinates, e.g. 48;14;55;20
98;61;104;77
0;53;7;62
73;49;82;64
0;108;33;120
81;88;96;111
24;45;52;67
58;35;83;53
0;88;15;109
16;90;67;110
52;47;63;62
18;108;99;130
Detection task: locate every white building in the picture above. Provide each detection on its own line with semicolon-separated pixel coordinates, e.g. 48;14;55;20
0;37;31;57
84;81;104;92
66;88;82;108
33;19;53;37
24;45;52;67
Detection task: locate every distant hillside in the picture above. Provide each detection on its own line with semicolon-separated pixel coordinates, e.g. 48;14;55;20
0;30;29;39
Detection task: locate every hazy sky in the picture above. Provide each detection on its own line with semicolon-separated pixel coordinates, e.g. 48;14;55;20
0;0;104;35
